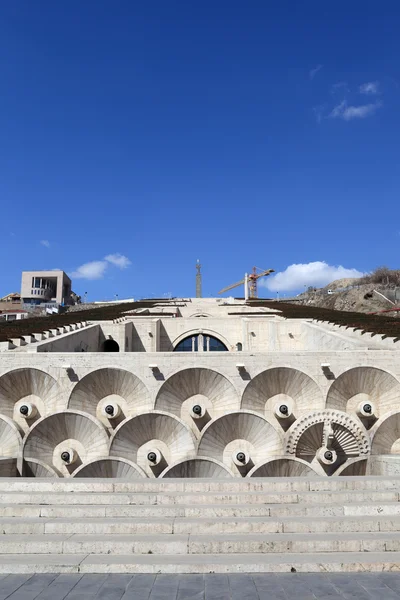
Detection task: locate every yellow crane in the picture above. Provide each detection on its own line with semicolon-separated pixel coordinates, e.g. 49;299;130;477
218;267;275;299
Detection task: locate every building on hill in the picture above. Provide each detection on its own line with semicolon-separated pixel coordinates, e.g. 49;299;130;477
0;296;399;478
21;270;72;306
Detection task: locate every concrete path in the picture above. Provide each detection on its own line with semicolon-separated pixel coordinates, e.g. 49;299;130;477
1;573;400;599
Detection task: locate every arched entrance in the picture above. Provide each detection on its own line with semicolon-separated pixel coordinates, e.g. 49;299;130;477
102;339;120;352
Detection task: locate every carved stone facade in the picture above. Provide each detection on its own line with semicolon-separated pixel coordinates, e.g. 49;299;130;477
1;297;400;478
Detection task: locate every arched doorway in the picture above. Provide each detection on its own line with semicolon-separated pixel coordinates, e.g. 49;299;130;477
102;339;120;352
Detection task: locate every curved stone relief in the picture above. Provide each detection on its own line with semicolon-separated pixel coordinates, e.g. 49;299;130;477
198;411;283;476
248;456;321;477
23;410;109;477
161;458;234;478
241;368;324;428
73;457;147;478
326;367;400;423
0;415;23;458
22;458;60;478
0;457;18;477
0;368;60;431
155;368;239;436
285;409;370;475
109;411;196;477
370;411;400;455
68;368;151;429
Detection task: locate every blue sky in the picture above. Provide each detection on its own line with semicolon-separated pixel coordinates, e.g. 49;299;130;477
1;1;399;300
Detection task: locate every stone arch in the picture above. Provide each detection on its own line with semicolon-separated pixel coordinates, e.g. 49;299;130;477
172;329;231;351
285;409;370;475
161;458;234;478
68;368;151;427
371;411;400;455
73;457;147;479
248;456;320;477
0;415;23;458
335;457;368;476
198;410;283;475
109;411;196;477
326;366;400;418
155;368;239;434
0;368;60;426
241;367;324;424
102;339;120;352
23;410;109;477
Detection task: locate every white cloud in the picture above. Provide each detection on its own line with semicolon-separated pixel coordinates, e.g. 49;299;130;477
309;64;323;80
104;253;131;269
70;253;132;280
359;81;379;95
329;100;381;121
40;240;50;248
70;260;109;280
261;261;364;292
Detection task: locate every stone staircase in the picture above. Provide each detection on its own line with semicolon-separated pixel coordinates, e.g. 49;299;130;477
0;477;400;573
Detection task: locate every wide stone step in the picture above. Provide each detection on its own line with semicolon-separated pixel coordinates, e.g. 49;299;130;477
0;476;399;493
2;532;400;555
0;489;398;505
4;501;400;518
2;515;400;535
1;551;400;574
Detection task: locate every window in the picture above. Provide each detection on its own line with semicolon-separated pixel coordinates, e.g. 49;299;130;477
174;334;228;352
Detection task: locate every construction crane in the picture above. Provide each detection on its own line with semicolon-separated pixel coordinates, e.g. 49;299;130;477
218;267;275;299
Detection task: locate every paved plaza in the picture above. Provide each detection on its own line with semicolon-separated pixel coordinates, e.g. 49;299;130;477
1;573;400;599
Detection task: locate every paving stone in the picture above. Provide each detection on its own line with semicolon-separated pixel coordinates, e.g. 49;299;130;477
177;574;204;599
95;574;133;600
0;576;34;600
63;574;109;599
204;574;231;600
121;574;156;600
5;574;58;600
148;574;179;600
35;575;83;600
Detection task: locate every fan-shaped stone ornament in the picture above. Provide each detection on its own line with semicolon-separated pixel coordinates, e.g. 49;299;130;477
370;411;400;455
248;457;320;477
0;457;18;477
0;415;22;458
285;409;370;475
109;411;196;477
241;368;324;427
73;457;147;478
23;410;109;477
155;368;239;435
68;368;151;428
0;368;60;431
198;410;283;476
161;458;234;478
22;458;59;478
326;367;400;422
335;457;368;476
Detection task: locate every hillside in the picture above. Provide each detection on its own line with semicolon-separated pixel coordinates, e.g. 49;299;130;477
295;279;399;315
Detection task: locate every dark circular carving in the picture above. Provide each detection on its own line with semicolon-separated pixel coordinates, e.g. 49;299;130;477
363;404;372;414
105;405;114;416
192;405;202;415
147;452;157;463
236;452;246;463
19;405;29;416
279;405;289;415
61;451;70;463
324;450;333;461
